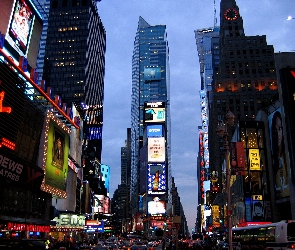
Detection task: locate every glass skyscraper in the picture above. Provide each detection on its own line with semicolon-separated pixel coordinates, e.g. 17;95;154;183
130;17;172;219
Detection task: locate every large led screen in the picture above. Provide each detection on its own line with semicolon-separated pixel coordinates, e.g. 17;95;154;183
144;102;165;123
148;137;165;162
148;197;166;215
147;124;163;138
147;163;166;195
144;67;161;81
7;0;35;56
144;107;165;123
0;0;42;68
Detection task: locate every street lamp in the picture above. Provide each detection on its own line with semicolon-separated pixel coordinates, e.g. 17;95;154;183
287;15;295;20
216;109;235;250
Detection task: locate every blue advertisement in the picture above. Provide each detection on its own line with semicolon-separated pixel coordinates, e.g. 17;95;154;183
147;125;163;137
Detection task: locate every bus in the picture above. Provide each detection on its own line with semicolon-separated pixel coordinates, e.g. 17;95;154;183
232;220;295;250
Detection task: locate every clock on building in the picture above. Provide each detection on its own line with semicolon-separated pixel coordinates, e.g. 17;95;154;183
224;8;239;20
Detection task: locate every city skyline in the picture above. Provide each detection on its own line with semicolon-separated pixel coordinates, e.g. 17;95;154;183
98;0;295;231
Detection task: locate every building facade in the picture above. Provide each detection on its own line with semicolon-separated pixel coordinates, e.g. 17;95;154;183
130;16;172;236
42;0;106;197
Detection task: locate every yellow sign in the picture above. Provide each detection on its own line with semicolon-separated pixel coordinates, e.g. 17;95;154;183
252;195;263;201
249;149;260;170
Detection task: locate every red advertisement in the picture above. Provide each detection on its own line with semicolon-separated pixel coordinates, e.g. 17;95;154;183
230;142;246;175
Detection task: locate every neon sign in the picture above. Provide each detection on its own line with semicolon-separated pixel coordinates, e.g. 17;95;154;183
0;91;12;113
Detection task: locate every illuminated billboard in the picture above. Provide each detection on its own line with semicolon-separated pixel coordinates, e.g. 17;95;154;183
40;111;70;198
147;163;166;195
85;105;103;125
268;108;290;200
279;68;295;182
7;0;35;55
88;126;102;140
144;67;161;81
144;102;165;123
148;137;165;162
84;220;104;233
147;124;163;137
93;194;105;213
0;0;42;68
148;197;166;215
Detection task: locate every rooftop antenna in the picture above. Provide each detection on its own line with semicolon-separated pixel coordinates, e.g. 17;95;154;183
214;0;217;27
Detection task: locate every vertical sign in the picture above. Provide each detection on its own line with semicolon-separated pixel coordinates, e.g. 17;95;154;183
249;149;260;170
279;68;295;182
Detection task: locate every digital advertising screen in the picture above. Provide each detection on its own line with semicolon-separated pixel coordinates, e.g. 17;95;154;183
85;105;103;125
147;163;166;195
144;102;166;123
88;126;102;140
41;113;70;198
93;194;105;213
144;67;161;81
148;137;165;162
0;0;42;68
148;197;166;215
147;124;163;137
7;0;35;56
84;220;104;233
144;107;165;123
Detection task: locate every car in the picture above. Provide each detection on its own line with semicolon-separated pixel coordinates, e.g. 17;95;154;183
93;246;108;250
0;239;46;249
104;242;119;250
118;241;131;249
130;244;148;250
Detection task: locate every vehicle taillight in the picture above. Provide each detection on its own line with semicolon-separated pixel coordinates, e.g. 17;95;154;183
287;244;295;249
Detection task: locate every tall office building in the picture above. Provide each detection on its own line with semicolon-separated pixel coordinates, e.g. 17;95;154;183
195;26;220;231
130;17;172;229
42;0;105;163
207;0;278;225
42;0;106;200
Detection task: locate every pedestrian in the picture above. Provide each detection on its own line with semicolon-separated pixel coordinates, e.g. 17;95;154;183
162;238;166;250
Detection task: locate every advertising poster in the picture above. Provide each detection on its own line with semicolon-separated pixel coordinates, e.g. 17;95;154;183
147;124;163;137
147;163;166;195
144;102;166;123
279;68;295;182
148;164;166;193
252;195;264;221
7;0;35;55
230;142;246;175
148;137;165;162
44;120;69;194
148;197;166;215
249;149;260;171
268;108;290;199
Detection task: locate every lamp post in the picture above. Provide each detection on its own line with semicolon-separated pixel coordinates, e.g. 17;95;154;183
216;110;235;250
287;16;295;20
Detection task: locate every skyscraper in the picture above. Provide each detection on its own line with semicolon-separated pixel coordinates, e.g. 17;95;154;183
42;0;106;199
43;0;105;110
195;26;220;231
130;17;172;229
209;0;277;186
